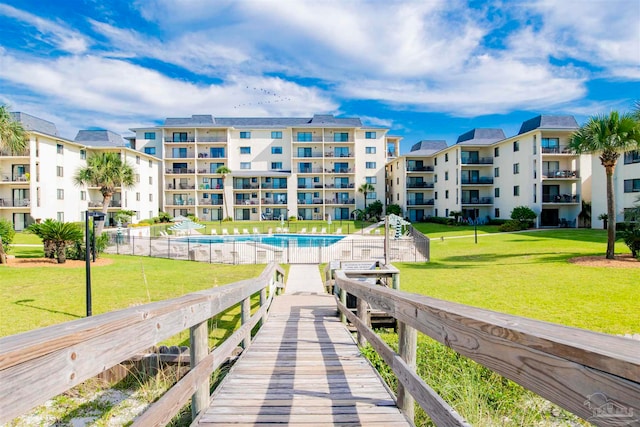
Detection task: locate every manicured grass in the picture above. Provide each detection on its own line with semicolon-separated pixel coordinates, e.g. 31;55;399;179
11;232;42;245
411;222;501;238
0;255;265;337
397;229;639;335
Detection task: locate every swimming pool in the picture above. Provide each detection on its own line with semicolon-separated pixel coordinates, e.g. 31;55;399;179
180;233;345;248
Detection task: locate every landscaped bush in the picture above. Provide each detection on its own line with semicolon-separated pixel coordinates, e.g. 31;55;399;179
510;206;536;228
620;223;640;258
499;219;528;232
0;218;15;254
424;216;453;225
487;218;508;226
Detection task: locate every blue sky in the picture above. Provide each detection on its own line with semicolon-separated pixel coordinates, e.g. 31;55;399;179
0;0;638;154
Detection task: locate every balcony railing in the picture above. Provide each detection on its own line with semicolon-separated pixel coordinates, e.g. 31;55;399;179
235;199;258;205
461;157;494;165
542;170;579;179
407;182;434;188
197;136;227;143
461;177;494;185
407;199;434;206
324;199;355;205
0;199;30;207
166;168;195;174
294;152;324;158
543;194;580;203
233;183;259;190
261;198;288;205
197;152;226;159
298;167;324;173
328;168;354;174
542;146;573;154
170;199;195;206
1;175;29;183
324;152;353;158
294;136;323;142
260;183;288;189
461;197;494;205
406;166;434;172
199;199;224;205
324;183;354;189
164;137;195;143
166;183;196;190
0;149;30;157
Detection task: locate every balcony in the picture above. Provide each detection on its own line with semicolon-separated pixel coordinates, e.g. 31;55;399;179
0;198;30;207
406;166;434;172
233;183;259;190
261;183;288;189
164;137;195;143
88;200;121;208
461;197;493;205
293;152;324;158
461;157;493;165
542;170;579;179
261;198;288;205
298;167;324;174
197;152;226;159
235;199;258;205
406;182;434;189
542;146;573;154
543;194;580;203
324;152;353;158
170;199;195;206
407;199;434;206
166;168;195;174
461;177;494;185
166;183;196;190
197;136;227;143
324;198;355;205
0;149;30;157
1;175;29;183
324;183;354;189
199;199;224;206
328;167;354;174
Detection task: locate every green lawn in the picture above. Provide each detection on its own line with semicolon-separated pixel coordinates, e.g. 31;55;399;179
397;229;639;335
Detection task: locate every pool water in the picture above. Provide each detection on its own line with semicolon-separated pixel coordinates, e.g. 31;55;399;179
180;233;345;248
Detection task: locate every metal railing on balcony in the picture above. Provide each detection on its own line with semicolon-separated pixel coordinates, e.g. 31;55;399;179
324;183;354;189
0;199;30;207
199;199;224;205
197;152;226;158
542;170;579;179
294;136;323;142
324;152;354;158
543;194;580;203
164;137;195;143
324;199;355;205
293;152;324;158
233;184;260;190
235;199;258;205
406;166;434;172
170;199;195;206
461;177;494;185
261;198;288;205
542;146;573;154
461;197;493;205
0;149;30;157
298;167;324;173
166;153;195;159
197;136;227;143
260;183;288;189
406;182;434;188
461;157;494;165
166;168;195;174
407;199;435;206
329;168;354;173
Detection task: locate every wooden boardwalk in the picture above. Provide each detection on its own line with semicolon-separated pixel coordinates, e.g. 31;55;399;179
194;292;411;426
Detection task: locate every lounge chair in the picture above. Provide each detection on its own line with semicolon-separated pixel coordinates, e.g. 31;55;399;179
374;229;381;235
299;228;307;234
233;228;240;235
243;228;250;235
268;228;273;235
222;228;229;235
335;227;342;234
253;227;260;234
276;227;282;233
320;227;327;234
210;229;217;235
311;227;317;234
283;227;289;233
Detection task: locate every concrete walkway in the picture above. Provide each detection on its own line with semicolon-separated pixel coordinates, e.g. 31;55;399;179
285;264;325;295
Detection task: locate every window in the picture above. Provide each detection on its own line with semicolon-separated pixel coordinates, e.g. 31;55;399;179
445;171;449;181
80;191;86;201
57;189;64;200
271;146;283;154
494;188;500;198
80;149;86;159
434;157;437;166
434;191;438;200
57;212;64;222
365;176;377;184
445;153;449;162
271;131;282;139
144;132;156;140
173;132;188;142
149;160;153;167
240;131;251;139
334;132;349;142
144;147;156;155
136;192;141;201
149;176;153;185
135;174;140;183
445;190;449;199
494;167;499;177
240;146;251;154
533;142;537;154
271;162;283;170
495;208;500;218
240;162;251;170
513;163;520;174
149;193;153;202
365;131;376;139
434;174;438;183
624;150;640;164
514;185;520;196
56;144;63;154
494;147;499;157
624;179;640;193
366;162;376;169
56;166;63;177
513;141;520;152
136;155;140;164
297;132;312;142
365;147;376;154
366;192;377;199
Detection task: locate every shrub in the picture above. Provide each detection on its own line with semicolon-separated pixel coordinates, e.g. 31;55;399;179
158;211;171;223
620;223;640;258
510;206;536;228
386;204;402;216
222;217;233;222
487;218;508;226
425;216;451;225
0;218;15;254
499;220;528;232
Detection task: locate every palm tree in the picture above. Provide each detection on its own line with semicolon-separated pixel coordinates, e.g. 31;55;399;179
0;105;27;154
28;219;83;263
358;182;375;217
75;152;136;235
569;111;640;259
216;165;232;220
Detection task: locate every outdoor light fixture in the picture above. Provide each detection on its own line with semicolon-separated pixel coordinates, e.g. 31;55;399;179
85;211;105;317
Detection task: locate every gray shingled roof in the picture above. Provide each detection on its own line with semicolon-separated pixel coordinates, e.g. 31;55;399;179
456;128;506;145
74;130;127;147
10;112;59;137
161;114;363;128
518;115;579;135
409;140;448;155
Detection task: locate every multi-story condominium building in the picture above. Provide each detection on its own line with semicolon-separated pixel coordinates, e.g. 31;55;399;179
1;113;160;230
130;114;396;222
591;148;640;228
387;115;594;228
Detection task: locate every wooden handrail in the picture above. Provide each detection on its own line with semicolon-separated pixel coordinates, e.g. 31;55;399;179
333;270;640;425
0;263;285;425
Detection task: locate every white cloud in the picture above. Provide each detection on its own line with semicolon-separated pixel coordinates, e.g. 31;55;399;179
0;4;90;54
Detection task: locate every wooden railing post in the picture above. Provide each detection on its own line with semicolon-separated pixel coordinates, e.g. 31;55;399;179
340;287;347;324
356;296;369;347
397;321;417;423
241;296;251;349
259;286;267;328
190;320;209;420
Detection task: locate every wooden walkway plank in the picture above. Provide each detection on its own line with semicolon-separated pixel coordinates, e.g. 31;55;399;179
194;265;411;426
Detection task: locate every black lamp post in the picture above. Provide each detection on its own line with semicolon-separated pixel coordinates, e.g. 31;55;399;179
85;211;105;317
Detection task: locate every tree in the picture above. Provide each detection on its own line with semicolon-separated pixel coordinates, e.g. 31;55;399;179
0;218;16;265
216;165;232;220
449;210;462;223
0;105;28;154
366;200;383;220
569;111;640;259
28;219;83;263
74;152;136;235
386;204;402;216
357;183;375;217
510;206;537;227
